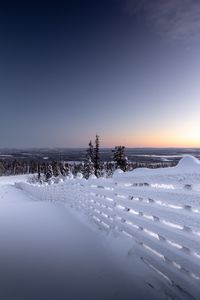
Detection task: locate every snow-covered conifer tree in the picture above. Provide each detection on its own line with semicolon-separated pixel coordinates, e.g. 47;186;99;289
87;140;94;162
94;134;100;177
84;140;95;179
83;157;95;179
113;146;128;172
45;164;53;183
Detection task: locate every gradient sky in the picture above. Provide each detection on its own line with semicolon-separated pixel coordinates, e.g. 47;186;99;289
0;0;200;148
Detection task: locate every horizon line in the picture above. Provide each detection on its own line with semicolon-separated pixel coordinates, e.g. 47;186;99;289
0;146;200;150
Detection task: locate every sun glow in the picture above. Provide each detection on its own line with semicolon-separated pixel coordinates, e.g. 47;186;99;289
103;128;200;148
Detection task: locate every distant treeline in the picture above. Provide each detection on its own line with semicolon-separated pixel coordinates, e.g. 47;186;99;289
0;159;176;176
0;136;176;180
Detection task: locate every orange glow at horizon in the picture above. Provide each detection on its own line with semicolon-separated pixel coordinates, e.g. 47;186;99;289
103;130;200;148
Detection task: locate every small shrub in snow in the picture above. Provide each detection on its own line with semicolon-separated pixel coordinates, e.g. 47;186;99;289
65;174;73;180
76;172;83;179
27;174;46;185
27;175;38;184
53;177;63;184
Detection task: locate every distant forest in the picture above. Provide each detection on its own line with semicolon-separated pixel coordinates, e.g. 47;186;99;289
0;136;176;181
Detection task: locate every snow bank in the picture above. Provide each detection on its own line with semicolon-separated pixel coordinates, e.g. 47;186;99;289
0;174;32;185
176;155;200;171
113;156;200;190
114;155;200;178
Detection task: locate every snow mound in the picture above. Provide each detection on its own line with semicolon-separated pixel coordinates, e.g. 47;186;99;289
113;155;200;179
89;174;97;179
113;169;124;178
176;155;200;171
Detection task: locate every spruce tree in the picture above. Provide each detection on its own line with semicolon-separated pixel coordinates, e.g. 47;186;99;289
83;157;95;179
37;163;41;181
113;146;128;172
87;140;94;163
45;164;53;182
84;140;95;179
94;134;100;177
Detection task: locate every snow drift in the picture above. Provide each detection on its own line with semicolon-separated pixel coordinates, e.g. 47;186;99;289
113;155;200;191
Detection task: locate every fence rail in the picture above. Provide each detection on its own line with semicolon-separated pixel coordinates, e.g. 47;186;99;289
16;175;200;300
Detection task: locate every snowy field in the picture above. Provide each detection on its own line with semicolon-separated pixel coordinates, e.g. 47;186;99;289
1;156;200;300
0;177;162;300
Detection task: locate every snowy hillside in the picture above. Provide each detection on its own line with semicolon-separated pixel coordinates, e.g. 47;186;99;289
1;155;200;300
0;175;160;300
16;155;200;300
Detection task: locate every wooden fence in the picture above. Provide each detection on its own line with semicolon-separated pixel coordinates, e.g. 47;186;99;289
16;175;200;300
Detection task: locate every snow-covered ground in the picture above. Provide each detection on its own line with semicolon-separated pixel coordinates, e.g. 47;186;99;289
0;176;163;300
1;156;200;300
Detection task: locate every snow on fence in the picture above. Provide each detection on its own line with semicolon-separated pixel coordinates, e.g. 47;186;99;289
16;156;200;300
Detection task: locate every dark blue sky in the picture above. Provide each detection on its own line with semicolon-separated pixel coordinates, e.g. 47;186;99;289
0;0;200;147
